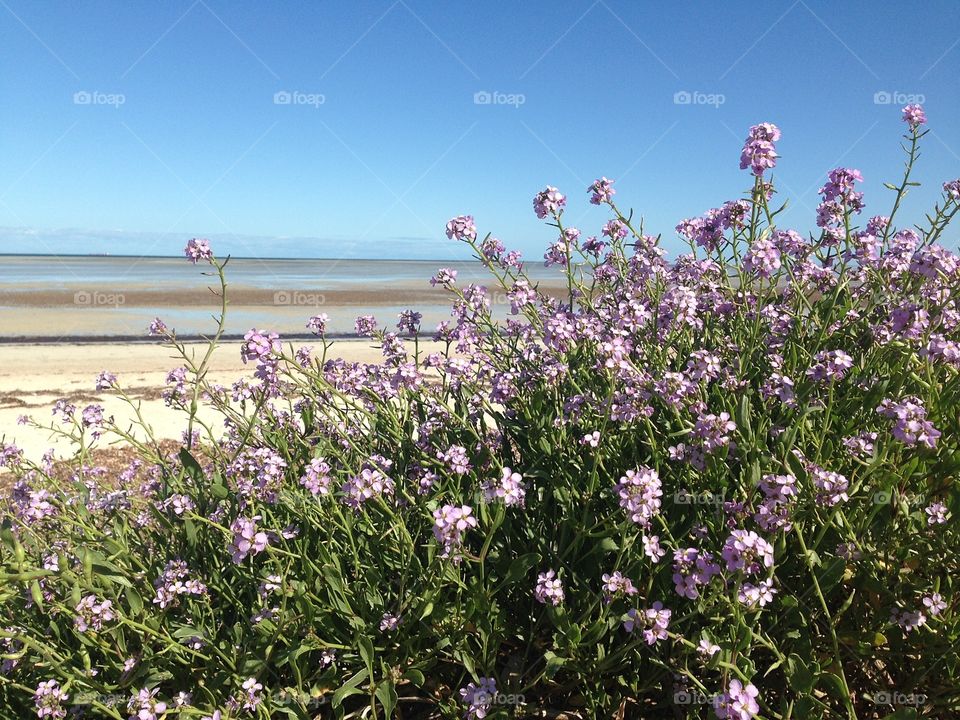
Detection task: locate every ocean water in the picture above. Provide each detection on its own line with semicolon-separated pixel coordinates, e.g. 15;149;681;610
0;255;563;340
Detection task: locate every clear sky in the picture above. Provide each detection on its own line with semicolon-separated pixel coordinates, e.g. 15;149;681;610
1;0;958;260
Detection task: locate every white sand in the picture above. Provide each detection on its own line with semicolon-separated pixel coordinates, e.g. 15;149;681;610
0;340;435;462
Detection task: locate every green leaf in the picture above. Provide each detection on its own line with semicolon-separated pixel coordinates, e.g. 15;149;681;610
403;668;425;686
30;580;44;610
496;552;540;591
358;634;375;678
599;537;619;552
184;518;198;547
331;670;366;709
737;393;753;439
124;587;143;616
375;679;398;717
786;654;817;694
818;670;847;702
178;447;205;481
544;650;566;678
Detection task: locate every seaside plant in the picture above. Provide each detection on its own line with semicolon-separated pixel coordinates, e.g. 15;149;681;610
2;105;959;719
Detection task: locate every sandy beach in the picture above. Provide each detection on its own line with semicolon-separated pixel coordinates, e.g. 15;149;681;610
0;339;432;462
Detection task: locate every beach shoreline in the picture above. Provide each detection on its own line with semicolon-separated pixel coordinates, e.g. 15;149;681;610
0;339;439;462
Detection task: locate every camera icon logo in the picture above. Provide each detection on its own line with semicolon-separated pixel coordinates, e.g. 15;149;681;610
873;90;892;105
73;90;92;105
474;90;492;105
673;90;692;105
74;290;91;305
872;490;892;505
274;90;292;105
273;290;291;305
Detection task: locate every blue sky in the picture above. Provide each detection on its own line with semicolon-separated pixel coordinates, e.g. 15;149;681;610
0;0;958;260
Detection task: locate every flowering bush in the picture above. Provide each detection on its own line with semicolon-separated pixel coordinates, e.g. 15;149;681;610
2;106;959;719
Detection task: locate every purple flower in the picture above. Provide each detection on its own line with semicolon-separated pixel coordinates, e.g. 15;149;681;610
643;534;666;562
614;467;662;527
737;579;777;608
51;398;76;423
300;457;332;496
430;267;458;287
459;677;497;719
588;176;616;205
81;404;105;428
482;467;526;507
74;594;116;632
306;313;329;335
240;678;263;711
341;466;395;508
446;215;477;242
902;103;926;130
739;123;780;176
127;688;168;720
241;328;280;365
354;314;378;337
601;571;639;601
714;680;760;720
811;466;849;506
754;474;797;533
698;638;721;657
623;601;671;644
806;349;853;382
743;237;781;278
229;515;269;563
397;309;422;334
95;370;117;390
432;504;477;560
944;179;960;200
152;559;207;609
439;444;472;475
892;607;927;633
925;502;948;525
34;680;69;719
533;186;566;219
692;412;736;453
535;569;564;606
877;396;941;448
923;593;946;616
184;237;213;264
721;529;774;575
148;317;168;336
673;548;721;599
379;612;401;632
